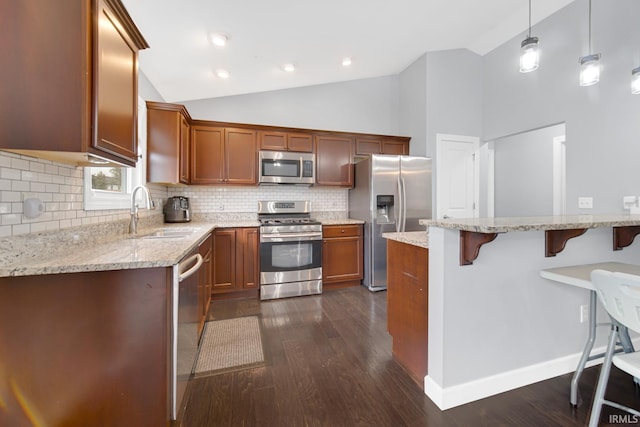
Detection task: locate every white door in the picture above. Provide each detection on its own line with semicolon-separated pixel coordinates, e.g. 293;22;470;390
436;134;479;219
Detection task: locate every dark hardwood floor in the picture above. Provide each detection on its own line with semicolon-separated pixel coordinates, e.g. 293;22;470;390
180;286;640;426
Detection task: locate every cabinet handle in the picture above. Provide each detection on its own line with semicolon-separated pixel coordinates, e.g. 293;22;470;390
341;229;345;233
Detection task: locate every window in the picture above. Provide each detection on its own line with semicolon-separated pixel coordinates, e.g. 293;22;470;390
84;97;147;210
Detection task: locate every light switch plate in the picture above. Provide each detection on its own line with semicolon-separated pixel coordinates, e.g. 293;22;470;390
578;197;593;209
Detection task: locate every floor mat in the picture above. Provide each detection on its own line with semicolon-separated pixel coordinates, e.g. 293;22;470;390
193;316;265;376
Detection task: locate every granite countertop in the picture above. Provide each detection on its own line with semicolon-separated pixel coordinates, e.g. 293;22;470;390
320;219;365;225
1;223;217;278
1;215;365;278
382;231;429;249
420;214;640;233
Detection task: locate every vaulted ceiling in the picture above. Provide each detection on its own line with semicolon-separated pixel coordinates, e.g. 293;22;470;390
122;0;575;102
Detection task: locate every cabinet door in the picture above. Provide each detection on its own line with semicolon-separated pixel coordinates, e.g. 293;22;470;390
355;138;382;156
322;236;363;283
322;225;363;286
238;228;260;289
315;136;354;187
93;0;139;163
386;239;428;382
146;106;180;183
287;133;313;152
179;116;190;184
191;125;225;184
212;229;236;293
258;131;287;151
382;139;409;155
225;128;257;184
198;234;213;337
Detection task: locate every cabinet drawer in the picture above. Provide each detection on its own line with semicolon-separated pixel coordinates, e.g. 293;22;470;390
323;224;362;238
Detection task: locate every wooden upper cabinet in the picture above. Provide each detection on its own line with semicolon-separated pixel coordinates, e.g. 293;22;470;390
355;137;410;156
179;116;191;183
191;125;225;184
381;139;409;155
225;128;257;184
0;0;148;167
315;135;354;187
190;125;257;185
146;101;191;184
258;131;313;152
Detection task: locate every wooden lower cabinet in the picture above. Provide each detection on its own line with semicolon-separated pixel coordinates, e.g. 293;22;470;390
212;227;259;300
386;239;429;387
198;233;213;337
0;268;171;426
322;224;363;289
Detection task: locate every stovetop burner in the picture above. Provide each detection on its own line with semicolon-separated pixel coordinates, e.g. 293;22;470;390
259;217;320;225
258;200;320;227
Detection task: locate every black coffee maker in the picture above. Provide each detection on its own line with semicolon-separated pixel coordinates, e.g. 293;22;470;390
164;196;191;223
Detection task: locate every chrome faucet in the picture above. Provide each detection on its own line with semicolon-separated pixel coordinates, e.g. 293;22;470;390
129;185;152;234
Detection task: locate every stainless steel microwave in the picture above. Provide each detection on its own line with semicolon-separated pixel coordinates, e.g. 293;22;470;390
258;151;315;185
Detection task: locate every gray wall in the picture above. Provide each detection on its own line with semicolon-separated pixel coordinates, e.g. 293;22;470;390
180;76;402;136
426;49;483;158
493;124;564;216
483;0;640;214
139;71;165;102
398;54;427;156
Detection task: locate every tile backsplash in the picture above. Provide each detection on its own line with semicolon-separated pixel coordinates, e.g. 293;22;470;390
167;185;347;214
0;151;349;237
0;151;165;237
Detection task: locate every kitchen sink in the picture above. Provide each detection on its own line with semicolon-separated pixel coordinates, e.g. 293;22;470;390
134;227;199;239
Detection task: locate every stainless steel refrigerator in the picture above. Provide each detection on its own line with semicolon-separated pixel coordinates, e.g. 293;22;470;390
349;155;432;291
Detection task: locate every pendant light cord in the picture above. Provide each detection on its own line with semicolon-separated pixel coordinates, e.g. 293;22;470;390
589;0;593;55
528;0;532;38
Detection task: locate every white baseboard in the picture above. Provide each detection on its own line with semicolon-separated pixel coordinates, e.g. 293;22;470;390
424;337;640;410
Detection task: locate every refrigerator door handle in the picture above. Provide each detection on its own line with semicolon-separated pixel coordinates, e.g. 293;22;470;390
400;177;407;232
396;176;403;232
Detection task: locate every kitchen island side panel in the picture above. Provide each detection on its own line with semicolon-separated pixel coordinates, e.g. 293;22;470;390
427;226;640;409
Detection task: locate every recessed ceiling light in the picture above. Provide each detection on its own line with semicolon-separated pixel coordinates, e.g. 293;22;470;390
215;69;230;79
342;57;352;67
210;33;228;47
283;63;296;72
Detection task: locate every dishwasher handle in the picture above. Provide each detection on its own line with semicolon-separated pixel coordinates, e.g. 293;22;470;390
178;254;203;282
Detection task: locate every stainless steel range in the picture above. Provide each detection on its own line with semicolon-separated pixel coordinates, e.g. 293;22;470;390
258;201;322;300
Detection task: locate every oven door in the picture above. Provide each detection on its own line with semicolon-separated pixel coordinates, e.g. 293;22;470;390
260;233;322;285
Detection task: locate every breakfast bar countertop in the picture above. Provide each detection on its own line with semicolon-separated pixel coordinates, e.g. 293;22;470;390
420;214;640;233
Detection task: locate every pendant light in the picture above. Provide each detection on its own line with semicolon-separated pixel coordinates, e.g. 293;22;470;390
519;0;539;73
579;0;600;86
632;67;640;94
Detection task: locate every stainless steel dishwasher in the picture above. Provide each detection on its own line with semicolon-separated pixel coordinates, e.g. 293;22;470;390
171;247;203;420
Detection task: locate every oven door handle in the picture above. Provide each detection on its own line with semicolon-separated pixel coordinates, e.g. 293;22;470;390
260;233;322;241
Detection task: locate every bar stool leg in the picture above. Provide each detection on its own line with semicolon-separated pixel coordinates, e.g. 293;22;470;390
570;290;598;407
588;325;618;427
613;322;640;386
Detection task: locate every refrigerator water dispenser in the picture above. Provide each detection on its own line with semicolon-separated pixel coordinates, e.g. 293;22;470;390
376;195;395;224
